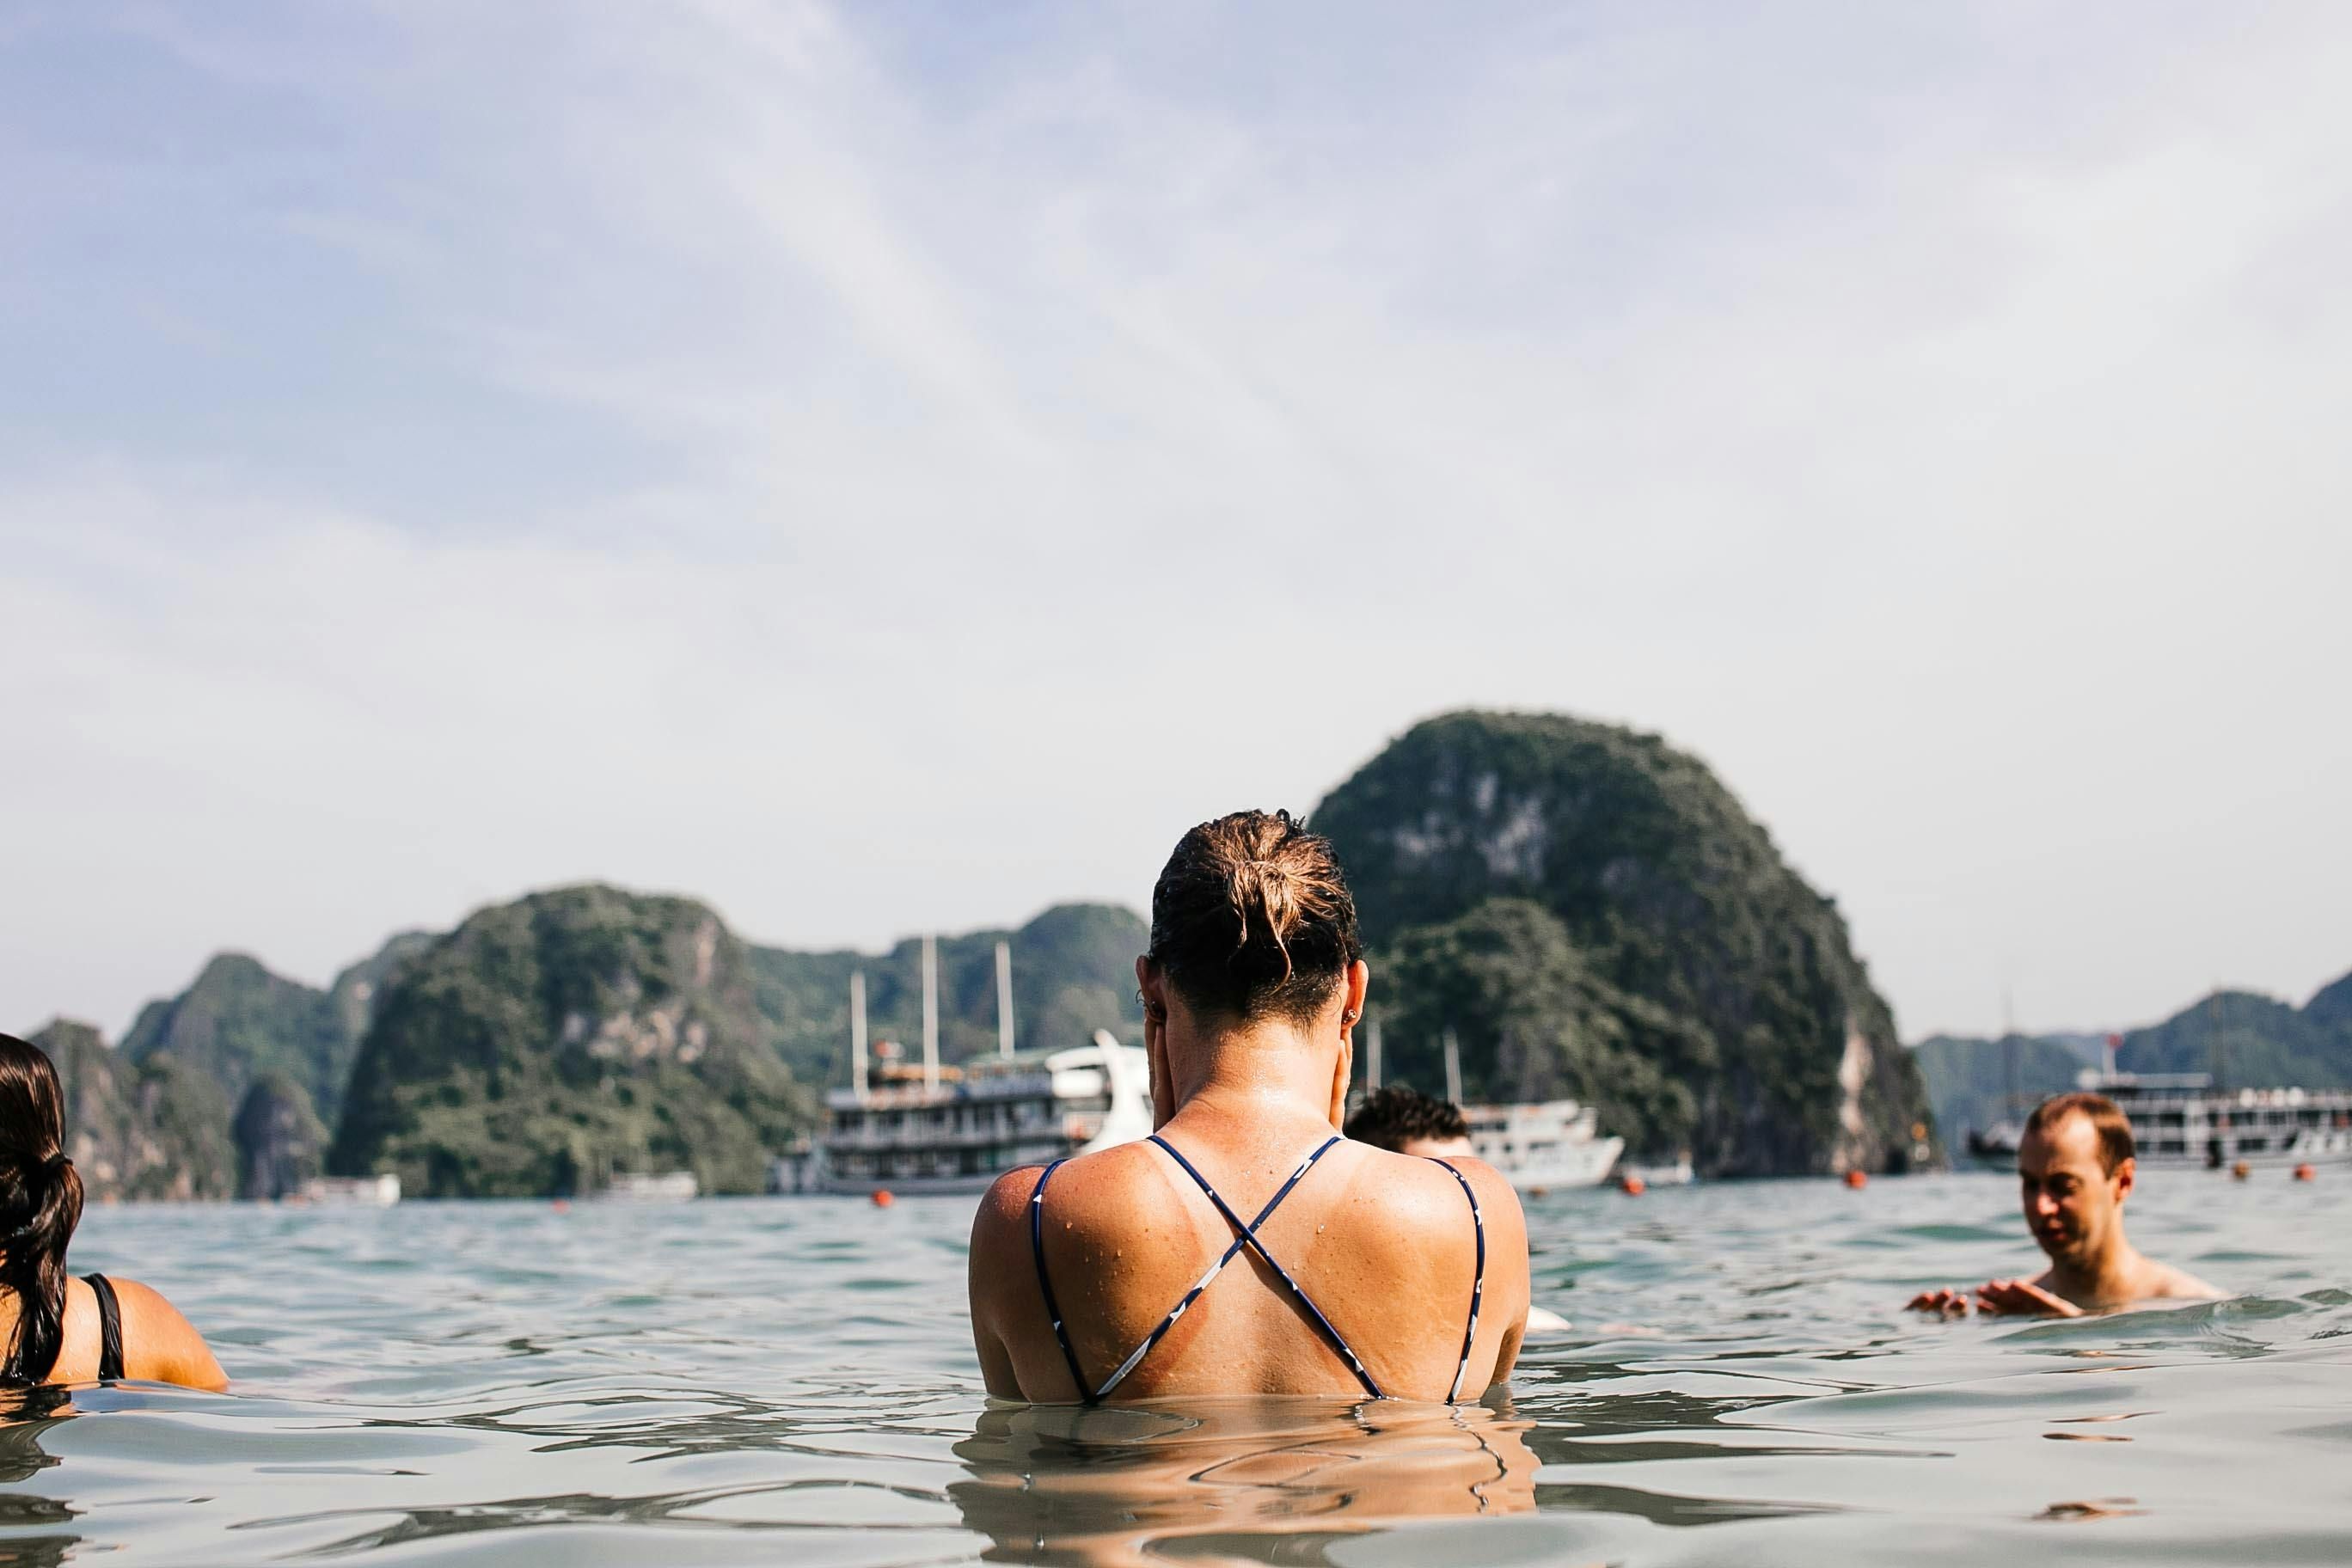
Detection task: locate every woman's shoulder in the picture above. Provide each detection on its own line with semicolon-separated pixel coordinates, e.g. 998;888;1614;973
82;1274;227;1391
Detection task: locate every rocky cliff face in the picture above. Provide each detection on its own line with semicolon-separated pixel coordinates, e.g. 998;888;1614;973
1313;710;1932;1177
328;885;813;1197
234;1074;328;1200
34;1020;236;1201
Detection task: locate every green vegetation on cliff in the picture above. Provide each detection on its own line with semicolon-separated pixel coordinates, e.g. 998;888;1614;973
328;886;813;1197
2118;983;2352;1087
1313;710;1932;1176
122;954;347;1123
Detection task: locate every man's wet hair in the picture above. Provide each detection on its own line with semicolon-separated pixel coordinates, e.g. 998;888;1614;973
1344;1085;1468;1153
2024;1091;2136;1173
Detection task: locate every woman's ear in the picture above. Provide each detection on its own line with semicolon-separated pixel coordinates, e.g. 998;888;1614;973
1138;956;1174;1128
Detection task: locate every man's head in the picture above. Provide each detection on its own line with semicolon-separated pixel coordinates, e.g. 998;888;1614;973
2018;1092;2137;1269
1345;1085;1473;1158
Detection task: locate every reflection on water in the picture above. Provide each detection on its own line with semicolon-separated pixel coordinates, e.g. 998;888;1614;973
951;1397;1536;1565
3;1170;2343;1566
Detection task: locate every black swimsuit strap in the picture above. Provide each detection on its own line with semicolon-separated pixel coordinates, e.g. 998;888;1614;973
1426;1159;1487;1400
83;1273;124;1382
1143;1134;1383;1400
1027;1161;1091;1400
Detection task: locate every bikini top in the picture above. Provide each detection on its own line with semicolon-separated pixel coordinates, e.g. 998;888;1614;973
1027;1133;1487;1404
85;1273;125;1381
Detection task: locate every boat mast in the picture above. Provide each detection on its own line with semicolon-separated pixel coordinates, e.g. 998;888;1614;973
922;933;940;1093
2001;991;2019;1123
2210;987;2227;1091
851;969;869;1103
995;940;1015;1060
1443;1027;1463;1106
1366;1014;1382;1092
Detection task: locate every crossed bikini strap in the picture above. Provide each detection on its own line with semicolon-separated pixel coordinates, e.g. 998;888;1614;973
1028;1134;1383;1403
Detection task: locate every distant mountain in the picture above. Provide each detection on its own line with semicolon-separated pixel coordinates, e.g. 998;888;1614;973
121;953;346;1124
1909;1034;2089;1144
1914;971;2352;1142
2118;986;2352;1088
2293;968;2352;1036
746;903;1148;1088
34;1020;235;1201
328;885;815;1197
1313;710;1932;1176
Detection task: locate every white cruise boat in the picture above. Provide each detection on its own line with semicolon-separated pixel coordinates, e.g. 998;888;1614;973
2084;1070;2352;1169
820;1032;1152;1195
1461;1100;1626;1191
802;935;1151;1196
1376;1028;1625;1191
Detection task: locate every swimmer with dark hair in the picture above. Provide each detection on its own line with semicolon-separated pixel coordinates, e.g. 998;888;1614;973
0;1033;225;1388
1345;1085;1471;1156
968;810;1532;1402
1909;1091;2221;1317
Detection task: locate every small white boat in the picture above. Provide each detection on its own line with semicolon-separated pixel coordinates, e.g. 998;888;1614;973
1461;1099;1625;1191
1435;1029;1624;1191
295;1173;401;1207
1620;1156;1694;1187
591;1171;700;1203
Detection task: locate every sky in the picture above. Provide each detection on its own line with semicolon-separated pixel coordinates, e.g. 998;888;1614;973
4;1;2348;1044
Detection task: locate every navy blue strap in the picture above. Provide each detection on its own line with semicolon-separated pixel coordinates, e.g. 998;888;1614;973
1427;1160;1486;1400
1142;1134;1383;1400
1027;1161;1091;1400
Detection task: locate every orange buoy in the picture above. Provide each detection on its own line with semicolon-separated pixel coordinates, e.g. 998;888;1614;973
550;1198;570;1214
1620;1174;1646;1197
2294;1163;2316;1182
1844;1168;1868;1189
2232;1161;2252;1180
871;1189;895;1208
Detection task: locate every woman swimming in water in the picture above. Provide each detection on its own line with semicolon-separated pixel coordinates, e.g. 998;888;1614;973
0;1034;224;1390
968;810;1529;1402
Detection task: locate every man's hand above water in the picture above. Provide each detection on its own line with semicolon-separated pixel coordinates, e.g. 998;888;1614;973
1974;1277;2083;1317
1905;1288;1972;1316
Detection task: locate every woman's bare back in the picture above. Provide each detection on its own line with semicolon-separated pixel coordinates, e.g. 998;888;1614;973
971;1115;1529;1403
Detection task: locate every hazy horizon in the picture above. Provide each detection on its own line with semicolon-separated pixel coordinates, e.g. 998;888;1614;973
8;3;2349;1044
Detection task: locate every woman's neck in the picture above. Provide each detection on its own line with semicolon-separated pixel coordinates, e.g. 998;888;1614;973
1161;1019;1344;1130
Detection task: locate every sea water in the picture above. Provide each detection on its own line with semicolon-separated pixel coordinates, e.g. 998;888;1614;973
20;1168;2351;1566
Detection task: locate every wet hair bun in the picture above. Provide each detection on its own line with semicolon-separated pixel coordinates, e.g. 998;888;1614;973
1147;809;1362;1024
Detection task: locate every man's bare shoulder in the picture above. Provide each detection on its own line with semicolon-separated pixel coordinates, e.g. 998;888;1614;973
2143;1259;2225;1301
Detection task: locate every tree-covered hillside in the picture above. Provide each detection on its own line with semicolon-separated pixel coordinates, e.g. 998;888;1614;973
121;953;347;1124
328;885;813;1197
2118;983;2352;1087
1314;710;1932;1176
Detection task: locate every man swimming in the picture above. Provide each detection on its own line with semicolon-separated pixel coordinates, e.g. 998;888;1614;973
1344;1085;1472;1158
1909;1090;2221;1317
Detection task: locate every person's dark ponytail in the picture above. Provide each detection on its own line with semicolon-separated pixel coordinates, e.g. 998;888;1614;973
0;1038;84;1387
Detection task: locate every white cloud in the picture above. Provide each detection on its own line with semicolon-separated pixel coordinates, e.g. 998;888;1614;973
3;1;2349;1039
